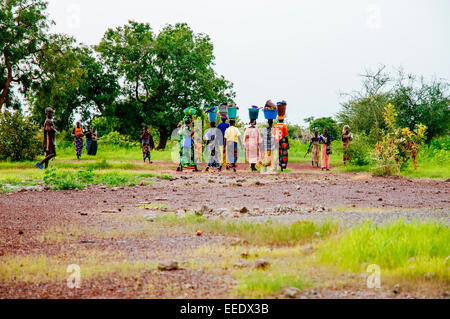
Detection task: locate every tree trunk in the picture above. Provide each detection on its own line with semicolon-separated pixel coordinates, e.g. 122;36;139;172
0;62;12;109
157;129;169;150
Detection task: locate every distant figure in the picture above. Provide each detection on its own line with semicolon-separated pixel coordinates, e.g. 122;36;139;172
141;125;154;164
217;115;230;171
342;125;353;165
85;125;93;155
204;121;221;171
224;119;243;172
90;127;98;156
319;127;334;171
36;107;56;169
72;122;84;160
244;119;261;172
274;118;289;171
308;130;320;168
262;119;276;172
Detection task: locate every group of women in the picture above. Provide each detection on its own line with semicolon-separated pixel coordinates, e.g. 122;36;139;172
307;125;353;170
72;122;98;159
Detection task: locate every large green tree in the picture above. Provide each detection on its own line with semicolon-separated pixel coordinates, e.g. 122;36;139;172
96;21;235;149
0;0;51;109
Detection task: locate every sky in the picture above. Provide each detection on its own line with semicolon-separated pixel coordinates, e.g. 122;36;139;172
45;0;450;126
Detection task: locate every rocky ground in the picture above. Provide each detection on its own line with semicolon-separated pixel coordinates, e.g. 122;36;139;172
0;165;449;299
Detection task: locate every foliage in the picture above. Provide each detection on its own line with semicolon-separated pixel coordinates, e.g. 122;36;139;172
317;219;450;281
391;71;450;142
338;66;449;143
372;104;427;175
97;131;139;149
0;110;41;161
0;0;51;109
96;21;235;149
347;133;373;166
308;117;339;139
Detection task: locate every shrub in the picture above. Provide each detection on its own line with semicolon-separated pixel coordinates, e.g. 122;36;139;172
0;110;42;161
348;134;373;166
98;131;139;149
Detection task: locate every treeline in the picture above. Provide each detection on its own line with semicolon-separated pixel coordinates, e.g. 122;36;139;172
0;0;235;150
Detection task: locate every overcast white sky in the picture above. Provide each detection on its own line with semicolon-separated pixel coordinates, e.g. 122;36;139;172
46;0;450;125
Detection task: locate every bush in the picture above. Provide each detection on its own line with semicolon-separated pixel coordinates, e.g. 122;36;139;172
0;110;42;161
348;134;373;166
98;131;139;149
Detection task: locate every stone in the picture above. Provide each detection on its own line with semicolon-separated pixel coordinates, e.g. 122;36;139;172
158;260;179;271
200;205;210;215
254;259;270;270
303;244;314;253
240;252;249;259
144;213;156;222
79;212;88;216
392;284;401;294
281;286;301;299
233;259;250;269
240;207;249;214
230;238;249;246
101;210;119;214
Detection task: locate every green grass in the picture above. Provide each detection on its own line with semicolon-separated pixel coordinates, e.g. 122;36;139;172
317;219;450;282
158;213;339;246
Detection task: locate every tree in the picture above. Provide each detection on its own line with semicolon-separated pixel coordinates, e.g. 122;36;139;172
391;71;449;142
28;34;86;130
96;21;235;149
309;117;339;139
0;0;51;109
0;109;41;161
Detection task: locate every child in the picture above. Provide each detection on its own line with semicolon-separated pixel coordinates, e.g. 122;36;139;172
204;121;221;171
36;107;57;169
224;119;243;172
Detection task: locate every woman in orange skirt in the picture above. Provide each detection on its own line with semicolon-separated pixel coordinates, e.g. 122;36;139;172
319;128;334;171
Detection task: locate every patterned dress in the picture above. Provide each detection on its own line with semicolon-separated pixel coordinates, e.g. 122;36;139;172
73;126;83;158
274;123;289;170
311;137;320;166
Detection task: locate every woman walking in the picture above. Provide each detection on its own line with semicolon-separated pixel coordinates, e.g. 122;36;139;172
244;119;261;171
320;128;334;171
72;122;84;160
85;125;93;155
342;125;353;165
90;127;98;156
36;107;57;169
307;130;320;168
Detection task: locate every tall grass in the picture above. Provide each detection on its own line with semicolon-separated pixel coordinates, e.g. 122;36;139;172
317;219;450;281
159;213;340;246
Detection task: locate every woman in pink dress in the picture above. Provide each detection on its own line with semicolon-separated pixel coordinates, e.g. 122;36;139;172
244;119;261;171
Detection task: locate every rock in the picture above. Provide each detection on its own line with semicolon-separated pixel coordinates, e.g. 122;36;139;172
255;181;264;186
424;272;436;280
80;240;96;244
79;212;88;216
240;207;249;214
144;213;156;222
378;198;383;201
233;259;250;269
392;284;401;294
18;230;24;235
303;244;314;253
230;238;249;246
158;260;179;271
196;230;202;236
101;210;119;214
296;186;301;190
281;286;301;298
200;205;210;215
240;252;249;259
254;259;270;270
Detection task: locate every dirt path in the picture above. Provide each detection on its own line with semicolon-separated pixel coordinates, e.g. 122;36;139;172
0;170;448;298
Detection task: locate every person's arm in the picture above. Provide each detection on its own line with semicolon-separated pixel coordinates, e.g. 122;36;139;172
140;130;144;140
71;128;75;137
